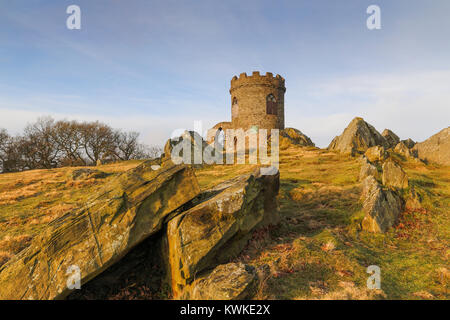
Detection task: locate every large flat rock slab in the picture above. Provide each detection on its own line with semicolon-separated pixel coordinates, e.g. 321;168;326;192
0;160;200;300
166;167;279;297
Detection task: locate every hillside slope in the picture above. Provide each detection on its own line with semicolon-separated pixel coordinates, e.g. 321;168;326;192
0;146;448;300
196;146;449;300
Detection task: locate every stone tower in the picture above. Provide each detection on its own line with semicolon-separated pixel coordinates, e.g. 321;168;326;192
212;71;286;133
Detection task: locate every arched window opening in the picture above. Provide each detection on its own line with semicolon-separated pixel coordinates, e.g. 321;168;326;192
232;97;239;118
266;94;277;115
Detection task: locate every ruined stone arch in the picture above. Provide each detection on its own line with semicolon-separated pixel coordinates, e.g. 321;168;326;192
214;127;224;147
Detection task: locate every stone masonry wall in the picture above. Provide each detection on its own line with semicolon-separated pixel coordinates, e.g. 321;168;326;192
228;71;285;131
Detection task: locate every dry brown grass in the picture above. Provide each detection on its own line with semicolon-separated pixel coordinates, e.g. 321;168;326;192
0;234;32;252
0;160;144;264
0;234;32;266
303;281;386;300
65;178;98;188
0;251;13;268
0;182;43;205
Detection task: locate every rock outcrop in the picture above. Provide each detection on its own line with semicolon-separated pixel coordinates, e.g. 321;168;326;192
401;138;416;149
364;146;387;163
166;167;279;298
280;128;315;147
394;141;414;158
413;127;450;165
405;186;423;211
328;117;388;154
382;129;400;149
359;153;410;232
187;263;258;300
382;160;409;189
359;157;380;181
361;176;405;233
0;160;201;300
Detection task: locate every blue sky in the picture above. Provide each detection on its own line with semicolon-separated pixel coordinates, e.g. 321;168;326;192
0;0;449;147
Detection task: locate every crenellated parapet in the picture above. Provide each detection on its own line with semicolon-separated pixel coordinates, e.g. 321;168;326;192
230;71;286;94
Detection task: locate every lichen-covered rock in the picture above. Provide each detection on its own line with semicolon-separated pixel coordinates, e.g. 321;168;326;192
166;167;279;297
328;117;388;154
359;157;380;181
394;141;414;158
187;263;258;300
382;160;409;189
401;138;416;149
280;128;315;147
0;160;200;300
364;146;387;163
406;186;423;211
413;127;450;165
382;129;400;149
361;176;404;233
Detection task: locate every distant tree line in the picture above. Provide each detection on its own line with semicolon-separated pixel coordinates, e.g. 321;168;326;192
0;117;162;173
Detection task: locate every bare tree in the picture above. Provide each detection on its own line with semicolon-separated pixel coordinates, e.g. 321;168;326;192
0;129;10;172
135;144;163;159
1;118;163;172
0;134;28;173
80;121;116;164
113;131;140;161
53;120;86;166
22;117;61;169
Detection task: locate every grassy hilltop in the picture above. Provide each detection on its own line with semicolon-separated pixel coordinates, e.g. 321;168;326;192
0;144;448;299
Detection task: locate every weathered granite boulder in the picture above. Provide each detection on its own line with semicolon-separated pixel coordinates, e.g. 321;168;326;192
382;129;400;149
401;138;416;149
382;160;409;189
394;141;414;158
186;263;259;300
166;167;279;297
0;160;200;300
364;146;387;163
328;117;388;154
359;157;380;181
413;127;450;165
361;176;404;233
280;128;315;147
406;186;423;211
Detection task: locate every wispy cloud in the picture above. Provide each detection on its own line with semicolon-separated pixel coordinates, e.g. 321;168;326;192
288;70;450;147
0;1;449;149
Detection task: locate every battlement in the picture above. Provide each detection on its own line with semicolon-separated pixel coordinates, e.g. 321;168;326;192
218;71;286;131
230;71;285;92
